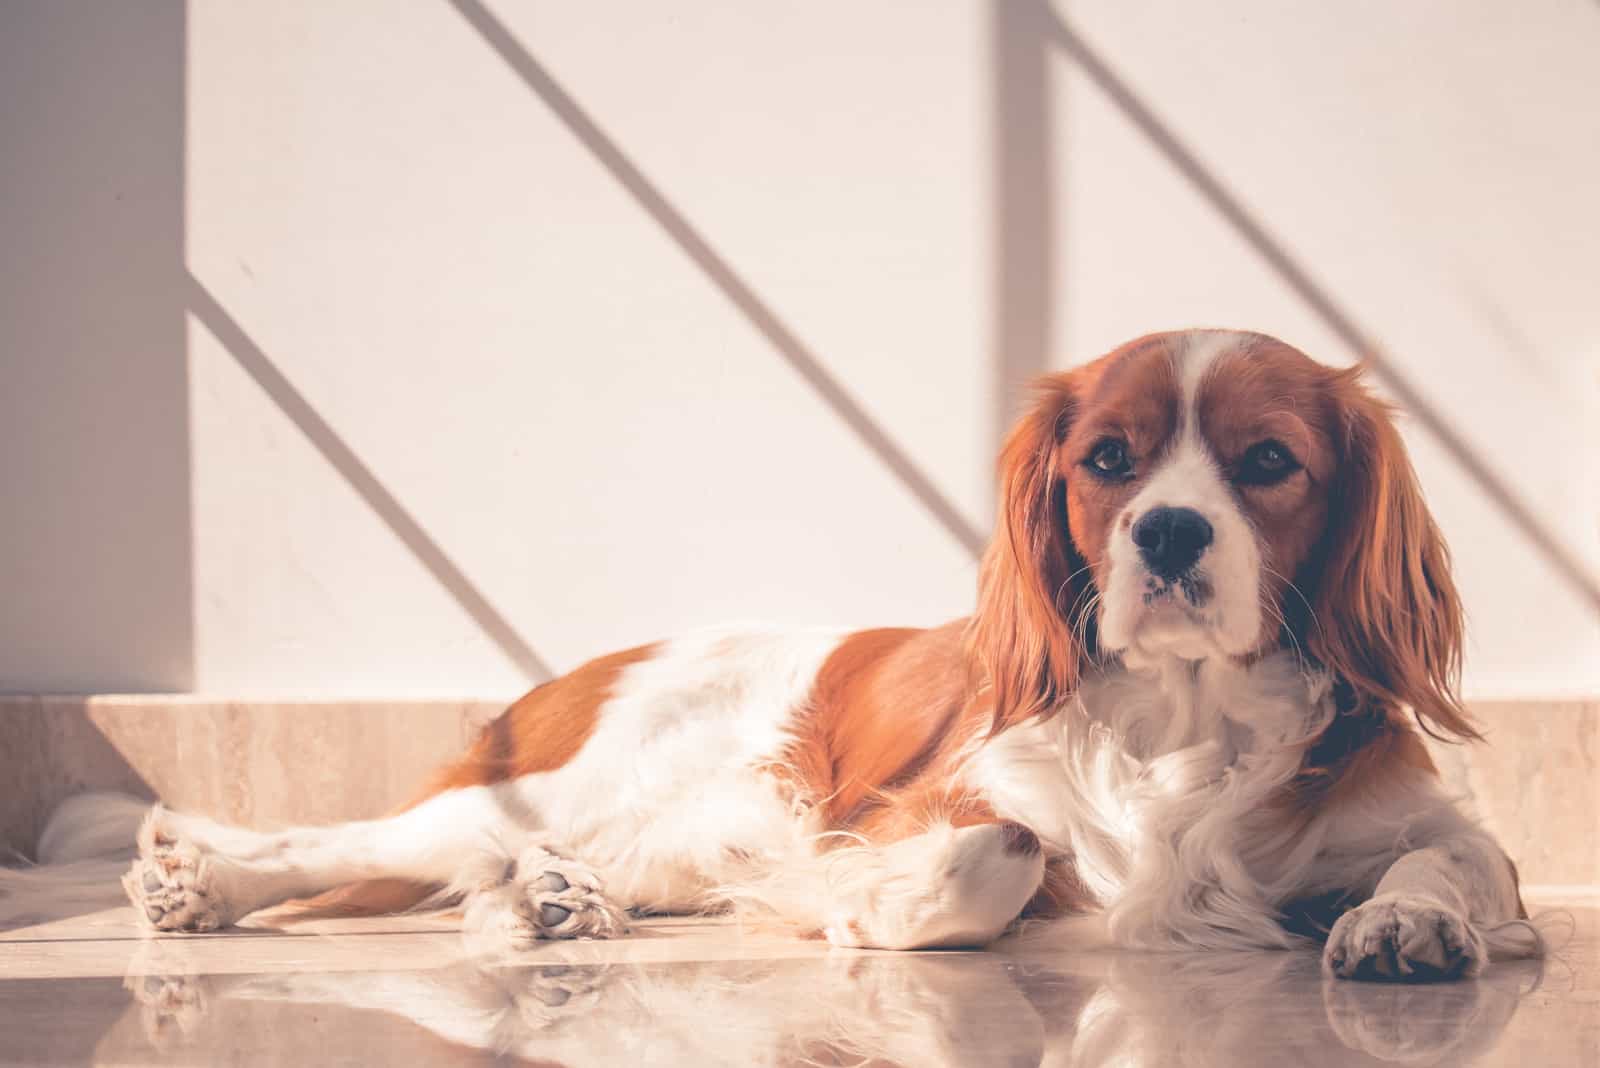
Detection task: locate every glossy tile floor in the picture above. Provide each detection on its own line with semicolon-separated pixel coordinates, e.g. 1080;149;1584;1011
1;894;1594;1066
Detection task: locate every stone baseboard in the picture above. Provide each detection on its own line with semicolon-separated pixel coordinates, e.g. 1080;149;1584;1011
1426;700;1600;889
0;696;505;862
2;695;1594;887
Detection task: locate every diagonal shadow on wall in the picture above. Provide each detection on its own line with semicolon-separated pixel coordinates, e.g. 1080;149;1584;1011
447;0;987;560
1043;11;1600;617
990;0;1058;493
186;274;555;684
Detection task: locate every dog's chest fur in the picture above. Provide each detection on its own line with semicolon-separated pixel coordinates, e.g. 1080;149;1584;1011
967;650;1367;948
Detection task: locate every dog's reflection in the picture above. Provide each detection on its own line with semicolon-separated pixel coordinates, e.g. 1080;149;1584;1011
105;940;1532;1067
1063;952;1528;1068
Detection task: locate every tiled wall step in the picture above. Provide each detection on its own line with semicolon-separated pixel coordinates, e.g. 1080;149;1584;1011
0;696;504;862
2;696;1594;887
1426;700;1600;889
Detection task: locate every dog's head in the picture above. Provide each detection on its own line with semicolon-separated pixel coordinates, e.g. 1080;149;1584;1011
970;329;1470;738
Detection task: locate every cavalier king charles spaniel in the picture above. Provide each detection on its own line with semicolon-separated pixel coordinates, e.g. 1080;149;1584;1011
47;329;1544;980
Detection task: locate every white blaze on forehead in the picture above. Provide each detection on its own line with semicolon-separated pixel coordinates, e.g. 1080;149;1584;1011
1175;330;1252;429
1096;330;1265;661
1145;329;1249;491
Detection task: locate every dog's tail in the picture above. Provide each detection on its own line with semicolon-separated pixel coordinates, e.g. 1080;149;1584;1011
0;792;147;931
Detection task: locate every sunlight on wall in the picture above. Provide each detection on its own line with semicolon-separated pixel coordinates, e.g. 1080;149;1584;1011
4;0;1596;697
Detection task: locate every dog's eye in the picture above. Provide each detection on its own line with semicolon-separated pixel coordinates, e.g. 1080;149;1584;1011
1086;439;1133;480
1235;439;1300;486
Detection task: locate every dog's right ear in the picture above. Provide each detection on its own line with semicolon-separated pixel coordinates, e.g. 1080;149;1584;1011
968;373;1089;735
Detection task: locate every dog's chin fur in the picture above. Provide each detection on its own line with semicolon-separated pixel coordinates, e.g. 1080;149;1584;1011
1115;613;1229;667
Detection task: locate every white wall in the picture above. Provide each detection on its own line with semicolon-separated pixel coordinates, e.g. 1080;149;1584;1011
0;3;192;692
3;0;1596;699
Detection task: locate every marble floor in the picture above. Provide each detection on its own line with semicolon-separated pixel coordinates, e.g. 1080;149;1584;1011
0;894;1594;1067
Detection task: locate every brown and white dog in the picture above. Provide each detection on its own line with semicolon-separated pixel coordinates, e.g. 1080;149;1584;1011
60;329;1540;979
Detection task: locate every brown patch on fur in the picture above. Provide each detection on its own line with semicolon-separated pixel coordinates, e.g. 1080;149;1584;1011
850;787;998;844
783;628;1069;865
283;643;657;919
426;642;660;791
780;620;992;837
997;820;1041;857
1196;339;1340;649
1023;854;1097;920
271;876;446;921
967;375;1088;737
1305;369;1474;740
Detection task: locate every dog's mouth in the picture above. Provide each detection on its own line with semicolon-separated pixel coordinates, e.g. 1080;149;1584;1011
1141;570;1213;610
1122;570;1221;660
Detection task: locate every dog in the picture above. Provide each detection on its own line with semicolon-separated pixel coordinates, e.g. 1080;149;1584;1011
30;328;1543;980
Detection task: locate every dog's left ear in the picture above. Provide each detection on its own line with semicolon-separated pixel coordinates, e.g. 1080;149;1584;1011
968;374;1090;735
1307;370;1476;740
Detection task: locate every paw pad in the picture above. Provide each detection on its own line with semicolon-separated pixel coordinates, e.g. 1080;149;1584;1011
1323;895;1485;982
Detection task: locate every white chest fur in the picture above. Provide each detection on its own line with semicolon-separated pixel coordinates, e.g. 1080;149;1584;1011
966;651;1372;949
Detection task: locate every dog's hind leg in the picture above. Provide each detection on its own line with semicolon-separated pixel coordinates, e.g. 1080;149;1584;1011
123;786;536;931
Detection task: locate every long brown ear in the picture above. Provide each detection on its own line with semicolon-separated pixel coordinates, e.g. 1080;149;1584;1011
968;375;1089;735
1307;370;1476;741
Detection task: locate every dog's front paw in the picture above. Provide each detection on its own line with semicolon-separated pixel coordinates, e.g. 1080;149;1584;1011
823;821;1044;950
1323;894;1485;981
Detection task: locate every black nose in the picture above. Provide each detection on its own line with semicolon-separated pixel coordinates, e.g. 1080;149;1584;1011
1131;506;1213;578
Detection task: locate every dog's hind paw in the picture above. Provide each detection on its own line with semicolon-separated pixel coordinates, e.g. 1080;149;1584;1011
122;809;239;933
463;849;628;953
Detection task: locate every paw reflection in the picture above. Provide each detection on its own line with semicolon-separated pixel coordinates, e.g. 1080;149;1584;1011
106;934;1532;1066
122;971;211;1051
1323;966;1525;1065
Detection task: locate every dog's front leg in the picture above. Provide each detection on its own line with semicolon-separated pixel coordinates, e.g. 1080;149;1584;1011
1323;831;1524;981
822;821;1046;950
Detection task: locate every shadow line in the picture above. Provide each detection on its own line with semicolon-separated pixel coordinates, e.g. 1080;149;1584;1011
1044;12;1600;616
991;0;1058;499
185;274;555;683
448;0;986;559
